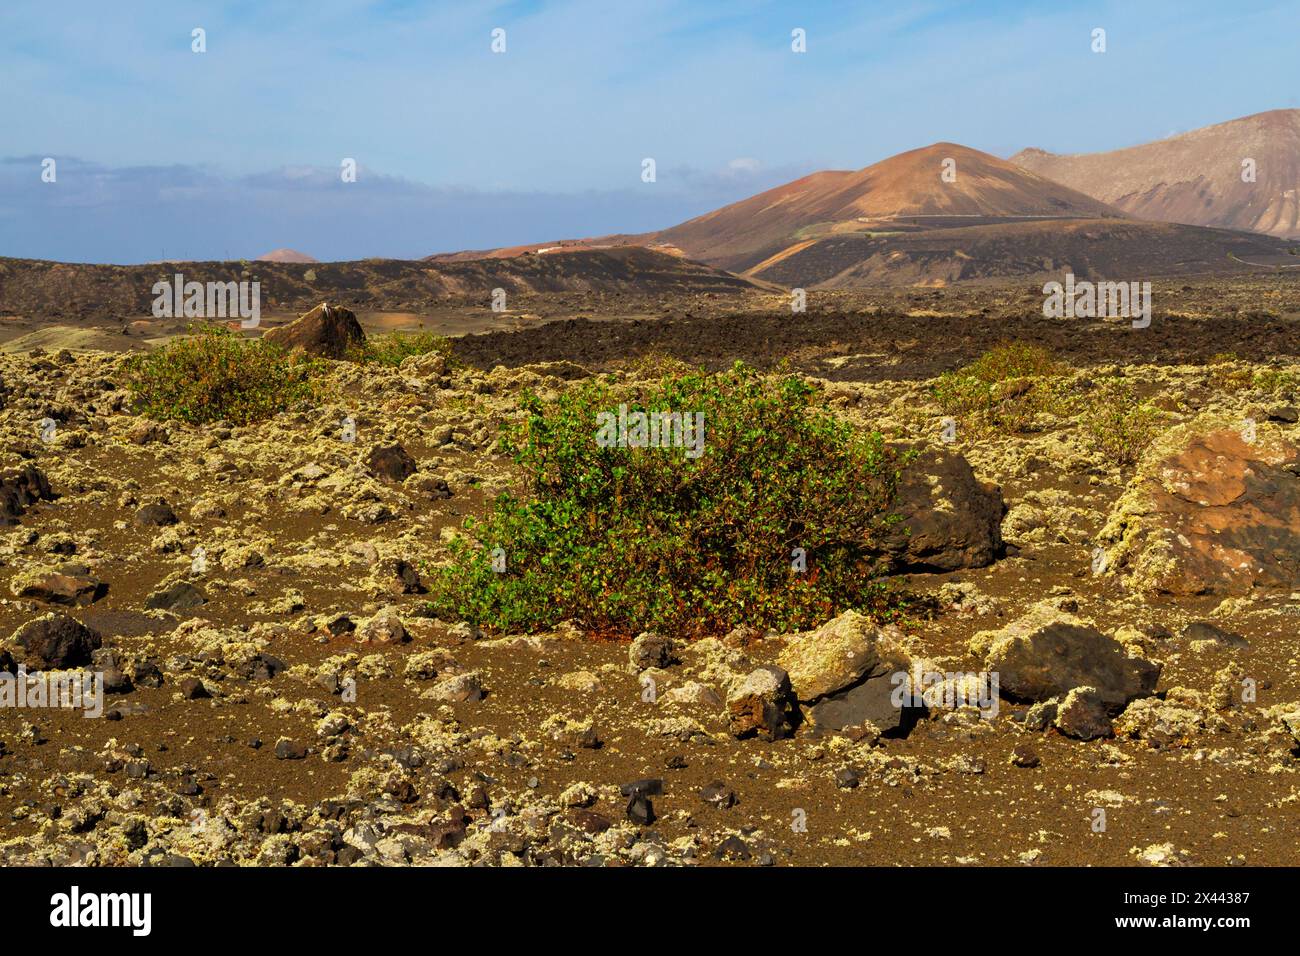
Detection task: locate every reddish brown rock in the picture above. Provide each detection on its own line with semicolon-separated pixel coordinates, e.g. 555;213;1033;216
1099;422;1300;595
977;605;1160;711
367;443;417;483
4;612;102;669
11;566;105;606
726;665;798;740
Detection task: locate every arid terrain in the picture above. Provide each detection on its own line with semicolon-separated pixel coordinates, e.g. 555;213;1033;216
1;267;1299;868
1013;109;1300;239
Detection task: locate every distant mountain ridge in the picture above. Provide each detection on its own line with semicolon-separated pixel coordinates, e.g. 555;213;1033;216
420;117;1300;287
0;247;757;320
1011;109;1300;240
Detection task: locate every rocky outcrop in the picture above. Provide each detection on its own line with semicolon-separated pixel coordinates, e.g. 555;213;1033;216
10;565;105;606
726;666;798;740
0;464;54;526
872;447;1005;573
262;302;365;359
4;612;102;669
973;603;1160;712
367;444;418;484
1054;687;1113;740
1097;417;1300;595
777;610;915;735
627;631;676;674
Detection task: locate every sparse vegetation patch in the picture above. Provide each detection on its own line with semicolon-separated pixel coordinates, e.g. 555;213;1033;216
123;325;325;425
932;342;1067;436
429;362;909;638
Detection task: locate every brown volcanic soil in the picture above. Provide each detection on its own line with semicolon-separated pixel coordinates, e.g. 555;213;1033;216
1013;109;1300;240
1;276;1300;867
747;219;1300;288
452;274;1300;381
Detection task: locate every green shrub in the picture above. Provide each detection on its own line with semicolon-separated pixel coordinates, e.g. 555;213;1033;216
1206;352;1253;393
123;325;324;425
427;362;910;638
933;343;1066;436
1251;367;1300;394
1079;377;1161;466
351;330;453;367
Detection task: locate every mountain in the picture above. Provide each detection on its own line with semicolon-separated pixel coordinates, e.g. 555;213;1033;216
650;142;1125;271
423;137;1300;288
258;248;319;263
1011;110;1300;240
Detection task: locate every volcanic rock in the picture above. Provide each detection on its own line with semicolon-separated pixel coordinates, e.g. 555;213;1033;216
976;604;1160;711
10;566;104;606
367;444;417;483
132;502;178;527
262;302;365;359
777;610;914;734
144;581;207;612
358;608;408;644
726;665;798;741
0;465;54;526
274;738;307;760
1097;418;1300;595
1181;621;1249;650
428;672;484;703
778;610;909;701
628;631;676;673
872;447;1005;572
4;612;102;669
808;679;910;736
1054;687;1113;740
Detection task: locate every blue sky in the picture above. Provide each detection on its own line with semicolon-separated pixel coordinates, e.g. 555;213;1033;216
2;0;1296;263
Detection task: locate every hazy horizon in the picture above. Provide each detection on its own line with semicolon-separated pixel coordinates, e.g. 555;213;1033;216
3;0;1297;263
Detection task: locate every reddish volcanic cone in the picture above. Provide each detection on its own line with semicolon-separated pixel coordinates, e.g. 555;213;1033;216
257;248;319;263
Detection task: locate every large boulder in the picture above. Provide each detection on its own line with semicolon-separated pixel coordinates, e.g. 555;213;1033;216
4;612;102;669
0;465;54;526
262;302;365;359
973;603;1160;712
10;564;105;606
872;447;1005;572
1097;417;1300;595
777;610;915;735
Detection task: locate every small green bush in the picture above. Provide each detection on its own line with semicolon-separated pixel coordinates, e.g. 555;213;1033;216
351;330;453;367
427;362;910;638
1079;377;1161;466
123;325;324;425
1251;367;1299;394
933;343;1066;436
1206;352;1253;393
